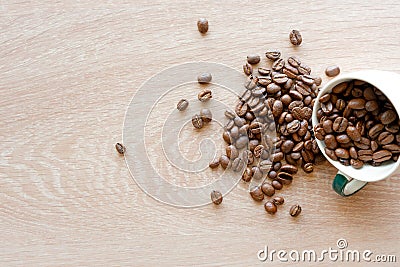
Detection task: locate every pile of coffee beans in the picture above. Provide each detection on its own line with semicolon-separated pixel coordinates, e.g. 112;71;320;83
315;80;400;168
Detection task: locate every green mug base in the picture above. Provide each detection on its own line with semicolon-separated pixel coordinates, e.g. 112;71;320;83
332;173;368;197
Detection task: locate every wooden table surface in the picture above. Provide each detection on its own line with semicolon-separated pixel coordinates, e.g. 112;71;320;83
1;0;399;266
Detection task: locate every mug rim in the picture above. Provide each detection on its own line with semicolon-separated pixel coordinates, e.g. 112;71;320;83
312;70;400;182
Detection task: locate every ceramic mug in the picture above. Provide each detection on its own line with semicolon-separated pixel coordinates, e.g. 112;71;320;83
312;70;400;196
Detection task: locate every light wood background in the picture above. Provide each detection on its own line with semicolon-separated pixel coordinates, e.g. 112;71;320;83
1;0;399;266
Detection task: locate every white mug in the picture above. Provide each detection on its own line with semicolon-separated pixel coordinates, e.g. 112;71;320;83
312;70;400;196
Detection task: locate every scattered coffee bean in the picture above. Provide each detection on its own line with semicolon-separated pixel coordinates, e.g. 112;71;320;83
197;18;209;34
219;155;230;169
115;143;126;155
264;201;277;214
302;162;314;173
325;66;340;77
192;114;203;129
271;180;283;190
247;55;261;65
250;186;264;201
272;196;285;205
200;108;212;123
177;99;189;111
209;158;220;169
276;172;293;185
197;73;212;84
289;204;302;217
243;63;253;76
289;30;302;46
261;182;275;197
242;167;253;182
198;89;212;102
211;190;222;205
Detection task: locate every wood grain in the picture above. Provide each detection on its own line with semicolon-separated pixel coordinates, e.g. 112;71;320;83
1;0;400;266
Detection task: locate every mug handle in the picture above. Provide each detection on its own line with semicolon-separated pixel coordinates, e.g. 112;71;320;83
332;171;368;197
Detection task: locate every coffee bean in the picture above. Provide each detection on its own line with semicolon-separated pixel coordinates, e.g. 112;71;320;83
242;167;253;182
333;117;348;133
276;172;293;185
177;99;189;111
380;110;397;125
209;158;220;169
219;155;230;169
197;18;209;33
289;204;302;217
349;147;358;159
372;150;392;163
198;89;212;102
261;182;275;197
358;149;373;161
322;120;333;134
271;180;282;190
272;152;284;162
192;114;204;129
265;50;281;60
243;63;253;76
272;100;283;118
301;149;314;163
335;148;350;159
332;82;347;94
289;30;302;46
325;147;338;161
258;67;271;76
350;159;363;169
272;73;288;84
272;58;285;71
378;132;394;145
354;137;371;150
382;144;400;153
336;134;351;144
346;126;361;141
232;157;245;172
234;117;246;127
259;160;272;172
230;126;239;139
272;196;285;205
267;83;281;94
247;55;261;65
280;164;298;174
250;186;264;201
302;163;314;173
211;190;223;205
365;100;379;112
115;143;126;155
335;99;346;111
325;65;340;77
200;108;212;123
236;136;249;149
368;124;384;139
287;120;301;134
281;140;295;153
348;98;366;110
197;73;212;84
264;201;277;214
321;102;333;114
253;145;264;158
226;145;239;159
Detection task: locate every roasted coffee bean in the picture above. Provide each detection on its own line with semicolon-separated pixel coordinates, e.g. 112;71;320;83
368;124;384;139
258;67;271;76
243;63;253;76
210;190;223;205
242;150;254;165
350;159;363;169
236;136;249;149
333;117;348;133
280;164;298;174
349;147;358;159
272;58;285;71
301;149;314;163
115;143;126;155
177;99;189;111
287;120;301;134
378;132;394;145
272;152;284;162
253;145;264;158
247;55;261;65
321;101;333;114
268;170;278;179
289;204;302;217
271;180;283;190
382;144;400;153
265;50;281;60
352;87;363;98
303;163;314;173
230;126;239;139
250;186;264;201
232;157;245;172
380;110;397;125
192;114;204;129
322;120;333;134
226;145;239;159
289;30;302;46
290;152;301;160
197;73;212;84
335;148;350;159
273;161;282;171
347;98;366;110
200;108;212;123
252;166;263;180
335;99;346;111
197;18;209;33
292;141;304;152
264;201;277;214
372;150;392;163
339;158;350;166
365;100;379;112
325;147;338;161
325;65;340;77
234;117;246;127
276;172;293;185
242;167;253;182
336;134;351;144
267;83;281;94
272;196;285;205
219;155;230;169
272;73;288;84
209;157;220;169
281;140;295;153
261;182;275;197
346;126;361;141
358;149;373;161
235;102;248;117
224;110;236;120
198;89;212;102
355;137;371;150
314;127;326;141
259;159;272;172
272;100;283;118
